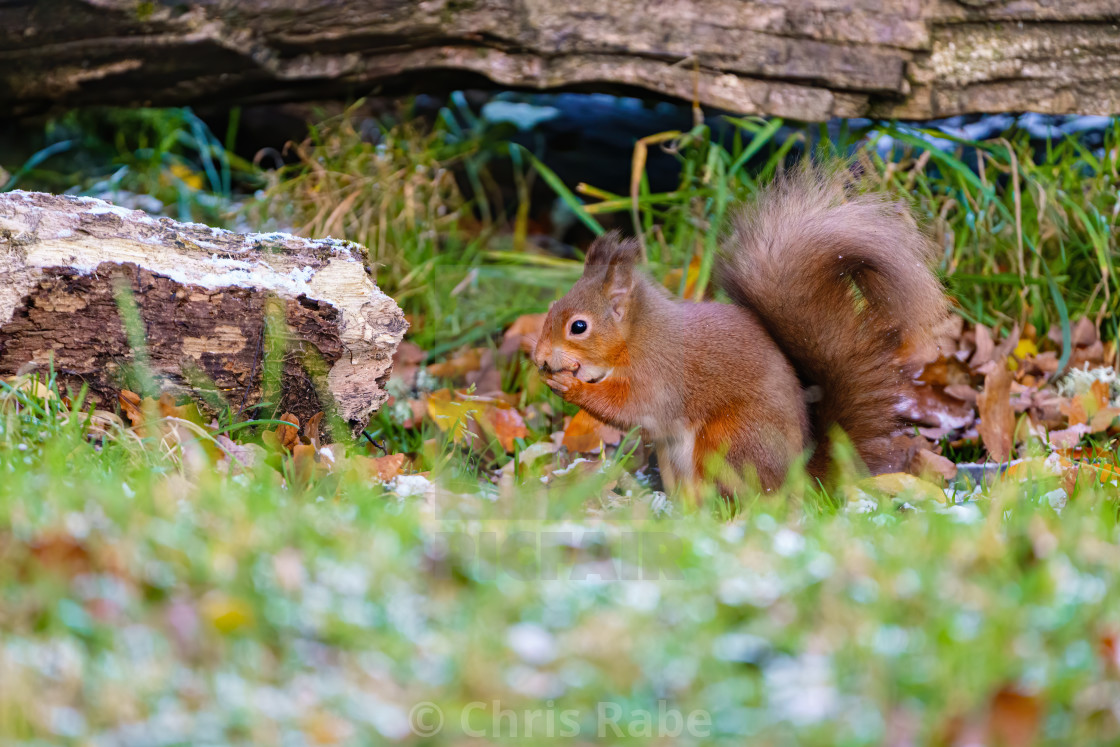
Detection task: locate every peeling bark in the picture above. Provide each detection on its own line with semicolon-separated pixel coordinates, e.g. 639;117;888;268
0;191;407;434
1;0;1118;120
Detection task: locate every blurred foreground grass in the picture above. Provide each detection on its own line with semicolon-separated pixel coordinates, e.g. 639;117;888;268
2;376;1120;745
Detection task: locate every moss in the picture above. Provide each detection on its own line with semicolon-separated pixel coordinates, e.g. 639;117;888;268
135;1;156;21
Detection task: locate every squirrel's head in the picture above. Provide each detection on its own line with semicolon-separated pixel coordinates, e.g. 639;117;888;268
532;231;640;384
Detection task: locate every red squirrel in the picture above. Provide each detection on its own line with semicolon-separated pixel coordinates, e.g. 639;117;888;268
532;164;947;493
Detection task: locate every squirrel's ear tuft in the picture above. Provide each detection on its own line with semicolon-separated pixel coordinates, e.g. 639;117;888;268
605;238;641;322
583;230;622;271
608;237;641;268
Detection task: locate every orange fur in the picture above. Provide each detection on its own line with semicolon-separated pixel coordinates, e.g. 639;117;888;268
532;162;947;494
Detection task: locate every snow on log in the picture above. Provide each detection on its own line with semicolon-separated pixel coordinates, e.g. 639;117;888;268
0;191;407;433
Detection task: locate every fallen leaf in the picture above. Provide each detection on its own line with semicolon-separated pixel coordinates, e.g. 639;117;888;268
368;452;407;482
425;389;480;443
502;312;547;357
1089;406;1120;434
904;384;976;431
1013;338;1038;360
912;449;958;482
289;443;319;487
987;687;1041;747
304;411;324;449
977;360;1015;462
201;592;255;633
506;313;547;339
943;384;979;405
481;404;529;452
390;340;426;388
156;392;204;425
427;348;483;380
276;413;301;453
563;409;623;453
971;323;994;368
918;356;972;387
119;390;144;427
662;255;705;300
1047;423;1090;450
859;472;946;503
464;349;503;396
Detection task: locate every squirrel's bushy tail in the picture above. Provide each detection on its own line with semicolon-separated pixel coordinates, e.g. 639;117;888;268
717;163;947;476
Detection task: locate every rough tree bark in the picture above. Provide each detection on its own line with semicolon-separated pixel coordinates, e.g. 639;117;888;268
0;191;407;433
1;0;1118;121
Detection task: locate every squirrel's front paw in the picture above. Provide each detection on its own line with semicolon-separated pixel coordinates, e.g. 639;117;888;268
544;369;579;395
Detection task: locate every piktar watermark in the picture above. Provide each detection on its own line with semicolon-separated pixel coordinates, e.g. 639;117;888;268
428;529;684;581
408;699;712;738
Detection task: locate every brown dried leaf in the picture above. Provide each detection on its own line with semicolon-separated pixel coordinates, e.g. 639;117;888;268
971;323;994;369
943;384;979;405
912;449;958;482
119;390;143;428
304;411;324;449
904;384;976;431
501;312;547;356
563;409;623;453
427;348;483;380
977;360;1015;462
918;357;972;387
289;443;318;487
390;340;426;389
275;413;301;453
464;349;503;396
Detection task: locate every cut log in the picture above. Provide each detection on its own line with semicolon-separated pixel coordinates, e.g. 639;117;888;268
0;191;407;434
1;0;1118;121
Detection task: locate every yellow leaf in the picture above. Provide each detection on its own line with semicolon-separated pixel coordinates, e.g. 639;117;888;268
1013;338;1038;359
859;472;946;503
168;161;204;190
201;593;254;633
425;389;479;443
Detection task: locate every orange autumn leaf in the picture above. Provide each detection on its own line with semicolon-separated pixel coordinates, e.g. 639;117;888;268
563;409;623;453
977;359;1015;462
662;255;705;300
304;411;324;448
505;312;546;339
274;413;301;453
119;389;144;427
481;404;528;452
156;392;206;427
355;452;407;482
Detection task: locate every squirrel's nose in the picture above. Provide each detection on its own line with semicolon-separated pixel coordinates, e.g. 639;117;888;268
532;339;552;370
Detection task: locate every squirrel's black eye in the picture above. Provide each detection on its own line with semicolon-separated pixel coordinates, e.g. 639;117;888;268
570;319;588;335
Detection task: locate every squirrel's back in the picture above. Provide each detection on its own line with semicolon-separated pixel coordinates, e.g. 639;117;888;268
716;164;947;477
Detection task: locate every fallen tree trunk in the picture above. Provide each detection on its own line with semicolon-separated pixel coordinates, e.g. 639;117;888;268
1;0;1118;121
0;192;407;434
